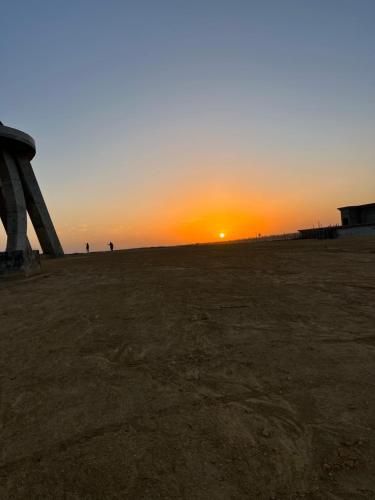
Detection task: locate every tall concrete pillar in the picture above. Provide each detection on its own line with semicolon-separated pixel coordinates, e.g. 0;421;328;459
16;156;64;256
0;149;28;252
0;122;63;258
0;187;9;237
0;186;32;253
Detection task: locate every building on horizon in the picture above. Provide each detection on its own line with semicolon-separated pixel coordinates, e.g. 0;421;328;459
338;203;375;226
299;202;375;239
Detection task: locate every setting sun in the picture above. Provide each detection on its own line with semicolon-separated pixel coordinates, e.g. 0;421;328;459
219;232;225;239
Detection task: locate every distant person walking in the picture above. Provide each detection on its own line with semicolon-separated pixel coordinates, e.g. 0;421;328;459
86;242;90;253
108;241;114;252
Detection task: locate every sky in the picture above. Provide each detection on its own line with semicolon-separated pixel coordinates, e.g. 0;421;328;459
1;0;374;252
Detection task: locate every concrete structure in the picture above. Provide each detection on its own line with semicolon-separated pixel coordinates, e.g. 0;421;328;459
298;226;338;240
299;202;375;240
0;250;41;277
337;224;375;238
338;203;375;226
0;121;63;273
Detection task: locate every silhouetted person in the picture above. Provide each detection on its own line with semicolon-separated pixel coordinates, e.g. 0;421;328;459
109;241;114;252
86;242;89;253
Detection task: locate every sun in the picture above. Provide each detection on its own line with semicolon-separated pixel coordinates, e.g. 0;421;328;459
219;232;225;239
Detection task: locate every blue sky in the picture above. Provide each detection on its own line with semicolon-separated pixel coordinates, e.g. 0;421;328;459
1;1;374;251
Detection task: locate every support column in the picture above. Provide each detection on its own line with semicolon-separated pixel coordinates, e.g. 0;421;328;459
0;187;33;253
0;186;7;228
16;157;64;256
0;149;28;252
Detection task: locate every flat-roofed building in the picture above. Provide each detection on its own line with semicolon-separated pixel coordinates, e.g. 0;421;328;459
338;203;375;226
298;202;375;239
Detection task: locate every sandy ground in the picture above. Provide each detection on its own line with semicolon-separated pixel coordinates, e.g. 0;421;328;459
0;237;375;499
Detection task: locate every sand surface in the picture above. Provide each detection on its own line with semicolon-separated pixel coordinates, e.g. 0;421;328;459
1;238;375;499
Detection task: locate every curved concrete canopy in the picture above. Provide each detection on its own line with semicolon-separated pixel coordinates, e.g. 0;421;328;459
0;123;36;160
0;121;63;257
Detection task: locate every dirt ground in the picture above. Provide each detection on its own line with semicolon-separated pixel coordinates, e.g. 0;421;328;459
0;237;375;499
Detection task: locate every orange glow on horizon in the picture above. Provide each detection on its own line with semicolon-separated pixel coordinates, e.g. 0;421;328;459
16;177;338;254
41;196;308;253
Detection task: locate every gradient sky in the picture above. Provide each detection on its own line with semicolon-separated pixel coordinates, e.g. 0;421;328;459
1;0;374;252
